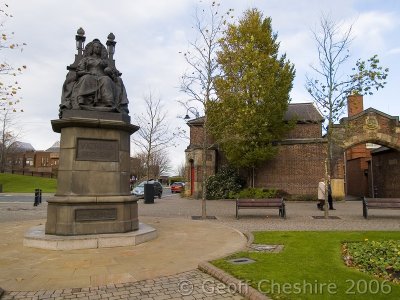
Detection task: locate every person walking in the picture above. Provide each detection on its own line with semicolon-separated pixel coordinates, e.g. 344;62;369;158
317;179;325;210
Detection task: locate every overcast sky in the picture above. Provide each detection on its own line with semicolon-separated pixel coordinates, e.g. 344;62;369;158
3;0;400;175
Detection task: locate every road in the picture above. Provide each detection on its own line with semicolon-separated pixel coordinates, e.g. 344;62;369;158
0;187;174;203
0;193;45;203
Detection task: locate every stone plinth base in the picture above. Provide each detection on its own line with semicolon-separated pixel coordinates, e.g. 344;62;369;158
24;223;157;250
45;196;139;235
48;112;140;236
52;113;138;197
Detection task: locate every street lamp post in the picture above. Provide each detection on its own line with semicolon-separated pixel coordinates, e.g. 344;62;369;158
184;107;200;120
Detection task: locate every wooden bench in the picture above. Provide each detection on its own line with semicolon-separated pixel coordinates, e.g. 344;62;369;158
236;198;286;219
363;197;400;219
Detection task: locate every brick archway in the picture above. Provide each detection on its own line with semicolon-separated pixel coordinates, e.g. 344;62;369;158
331;100;400;197
332;108;400;151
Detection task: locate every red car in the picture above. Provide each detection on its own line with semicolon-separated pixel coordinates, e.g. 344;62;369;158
170;182;185;193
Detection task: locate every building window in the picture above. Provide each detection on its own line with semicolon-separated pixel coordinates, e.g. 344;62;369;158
26;158;33;166
40;156;50;166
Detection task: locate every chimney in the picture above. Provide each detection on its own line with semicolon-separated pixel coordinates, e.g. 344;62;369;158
347;94;363;117
345;94;370;168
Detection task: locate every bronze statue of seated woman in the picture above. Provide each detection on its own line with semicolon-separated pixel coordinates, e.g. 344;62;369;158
60;30;129;117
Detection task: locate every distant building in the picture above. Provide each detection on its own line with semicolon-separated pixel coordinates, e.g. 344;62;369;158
7;141;60;175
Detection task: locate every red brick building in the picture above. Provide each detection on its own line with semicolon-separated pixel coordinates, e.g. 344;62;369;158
252;103;327;196
7;141;59;176
186;96;400;199
185;103;328;198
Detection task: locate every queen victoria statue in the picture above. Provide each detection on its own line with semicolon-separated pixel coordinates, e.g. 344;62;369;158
43;29;141;238
60;28;129;117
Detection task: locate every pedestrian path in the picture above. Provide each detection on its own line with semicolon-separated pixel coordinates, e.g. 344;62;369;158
1;195;399;299
1;270;244;300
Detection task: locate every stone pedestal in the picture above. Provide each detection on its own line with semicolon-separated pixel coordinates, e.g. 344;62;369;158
46;111;139;236
25;223;157;250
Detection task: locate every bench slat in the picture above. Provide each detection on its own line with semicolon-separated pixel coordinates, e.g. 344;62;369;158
365;198;400;202
237;199;282;203
367;203;400;208
237;201;282;204
238;201;282;205
238;204;282;208
368;201;400;205
363;197;400;219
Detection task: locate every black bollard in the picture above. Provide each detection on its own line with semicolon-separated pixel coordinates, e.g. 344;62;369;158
34;189;42;206
34;189;39;206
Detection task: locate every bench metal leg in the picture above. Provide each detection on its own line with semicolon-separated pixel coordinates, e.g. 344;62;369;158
236;205;239;219
279;206;286;219
282;206;286;219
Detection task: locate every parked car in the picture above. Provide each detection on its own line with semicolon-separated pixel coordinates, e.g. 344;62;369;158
171;182;185;193
131;180;163;199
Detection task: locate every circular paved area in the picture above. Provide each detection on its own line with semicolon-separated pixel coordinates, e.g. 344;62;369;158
1;194;399;299
0;216;245;290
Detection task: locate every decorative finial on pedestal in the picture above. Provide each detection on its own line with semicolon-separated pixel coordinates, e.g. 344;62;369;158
77;27;85;36
75;27;86;54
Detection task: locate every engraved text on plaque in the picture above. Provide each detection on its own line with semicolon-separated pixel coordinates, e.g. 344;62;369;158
75;209;117;222
76;138;118;162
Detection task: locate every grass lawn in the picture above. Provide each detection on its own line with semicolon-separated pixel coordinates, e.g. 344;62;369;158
212;231;400;299
0;173;57;193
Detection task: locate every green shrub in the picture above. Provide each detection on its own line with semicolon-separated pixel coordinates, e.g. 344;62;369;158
232;187;287;199
343;239;400;283
205;167;244;200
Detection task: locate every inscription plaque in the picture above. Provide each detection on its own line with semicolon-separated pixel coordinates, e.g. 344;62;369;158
75;208;117;222
76;138;118;162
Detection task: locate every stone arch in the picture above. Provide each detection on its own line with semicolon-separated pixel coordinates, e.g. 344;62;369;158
332;108;400;151
331;107;400;197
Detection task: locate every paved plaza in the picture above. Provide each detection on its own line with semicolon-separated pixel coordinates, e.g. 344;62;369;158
0;194;399;299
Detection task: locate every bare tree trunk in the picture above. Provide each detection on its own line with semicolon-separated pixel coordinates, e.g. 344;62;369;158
324;123;333;218
1;114;8;173
252;166;255;188
324;159;329;219
146;151;150;181
201;120;207;219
